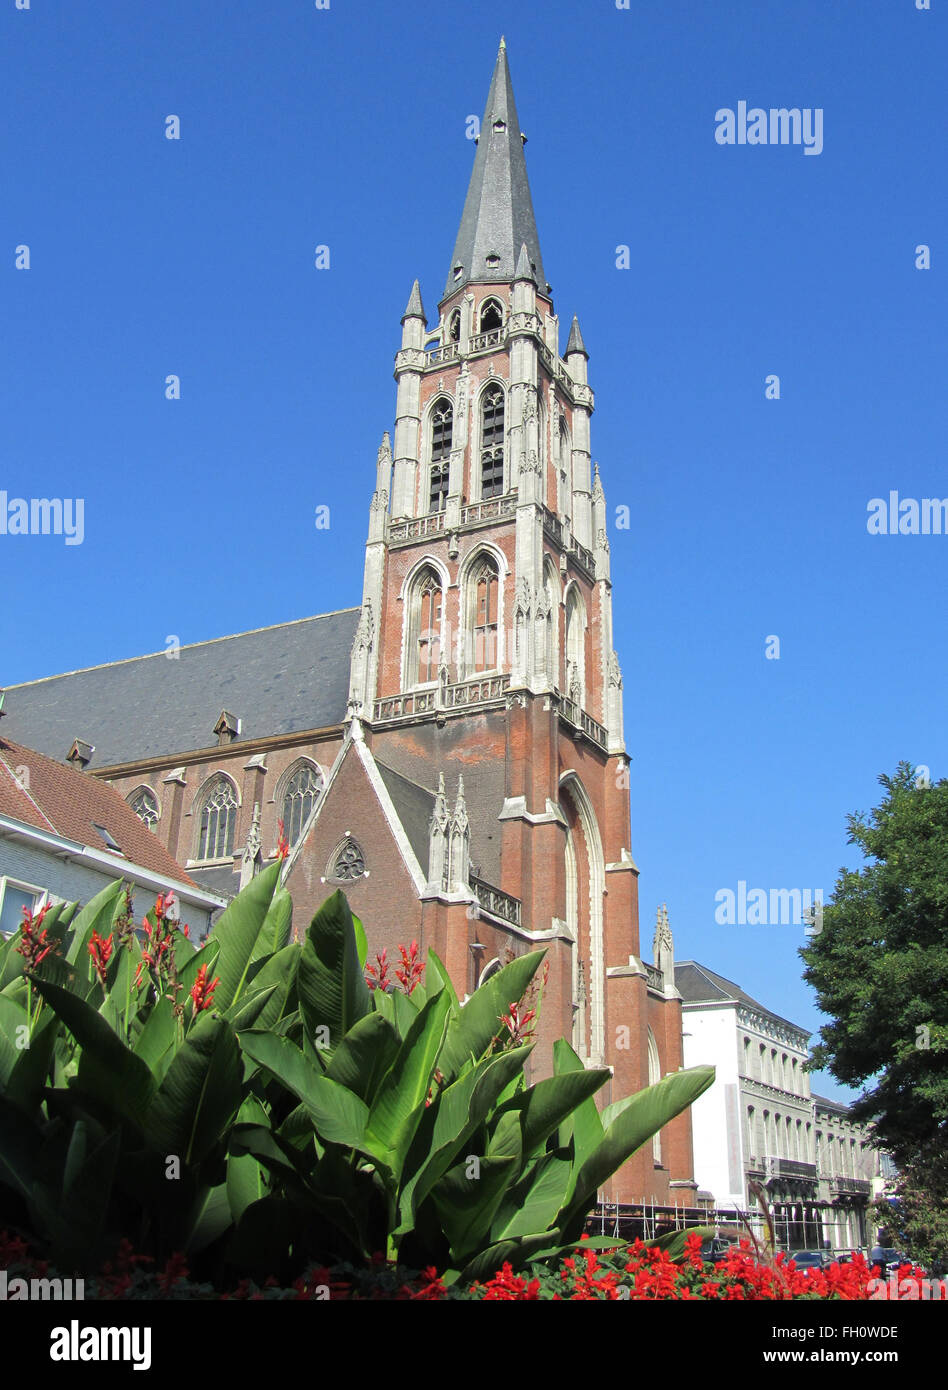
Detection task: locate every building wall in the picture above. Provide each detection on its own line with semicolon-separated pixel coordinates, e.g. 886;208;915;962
0;834;217;939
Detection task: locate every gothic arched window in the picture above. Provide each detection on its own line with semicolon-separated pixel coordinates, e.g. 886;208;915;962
128;786;159;832
196;776;238;861
480;386;505;499
565;587;586;706
471;557;499;673
407;566;444;687
428;398;453;513
281;761;323;846
479;298;503;332
447;309;461;343
329;838;366;882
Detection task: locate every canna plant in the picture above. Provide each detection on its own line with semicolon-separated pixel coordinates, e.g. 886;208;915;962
0;866;714;1287
0;861;294;1271
233;891;714;1283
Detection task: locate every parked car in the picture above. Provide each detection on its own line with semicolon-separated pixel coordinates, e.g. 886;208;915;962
869;1246;908;1276
788;1249;832;1274
700;1237;736;1265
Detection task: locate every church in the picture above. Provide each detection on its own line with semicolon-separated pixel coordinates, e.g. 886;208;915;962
5;41;697;1211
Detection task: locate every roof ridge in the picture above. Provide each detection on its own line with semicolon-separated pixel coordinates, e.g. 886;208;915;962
7;607;362;689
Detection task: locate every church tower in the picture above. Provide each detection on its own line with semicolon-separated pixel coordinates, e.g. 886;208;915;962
345;39;695;1208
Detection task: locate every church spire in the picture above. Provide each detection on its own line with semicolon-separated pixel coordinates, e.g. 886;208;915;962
444;39;546;300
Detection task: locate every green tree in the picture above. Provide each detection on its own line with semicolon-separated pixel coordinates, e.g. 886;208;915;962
873;1141;948;1276
800;763;948;1167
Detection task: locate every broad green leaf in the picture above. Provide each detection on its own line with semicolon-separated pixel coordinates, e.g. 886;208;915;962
366;990;452;1162
352;912;368;970
398;1046;531;1227
424;949;459;1011
553;1038;604;1166
496;1066;610;1159
146;1012;243;1166
326;1011;400;1104
30;976;156;1128
297;890;371;1052
65;880;126;965
184;1182;234;1255
251;884;293;964
556;1064;715;1238
206;861;282;1009
0;1095;40;1200
433;1151;520;1264
437;951;544;1082
491;1152;573;1243
242;944;299;1031
239;1030;372;1153
132;995;178;1081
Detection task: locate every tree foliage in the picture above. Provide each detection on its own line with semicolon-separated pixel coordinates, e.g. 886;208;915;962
800;763;948;1166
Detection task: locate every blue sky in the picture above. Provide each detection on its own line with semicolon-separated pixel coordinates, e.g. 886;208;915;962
2;0;945;1102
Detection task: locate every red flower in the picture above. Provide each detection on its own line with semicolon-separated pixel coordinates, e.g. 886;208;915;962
394;940;424;994
15;902;57;970
87;930;114;984
189;962;220;1014
277;819;290;861
365;947;391;992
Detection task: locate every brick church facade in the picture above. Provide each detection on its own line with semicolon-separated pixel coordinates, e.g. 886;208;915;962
6;42;696;1208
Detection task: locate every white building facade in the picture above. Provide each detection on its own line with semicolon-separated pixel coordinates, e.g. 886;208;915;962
677;960;875;1252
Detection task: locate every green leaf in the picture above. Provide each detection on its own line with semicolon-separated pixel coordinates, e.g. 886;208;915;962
206;861;282;1009
297;891;371;1053
366;990;452;1163
241;944;299;1031
132;995;178;1081
556;1065;715;1238
0;1095;41;1201
352;913;368;970
437;951;544;1082
496;1066;610;1159
239;1030;372;1152
184;1182;234;1255
325;1011;400;1104
29;976;156;1128
553;1037;604;1165
433;1150;520;1264
251;884;293;964
65;880;126;965
490;1152;573;1243
398;1046;532;1227
146;1012;243;1166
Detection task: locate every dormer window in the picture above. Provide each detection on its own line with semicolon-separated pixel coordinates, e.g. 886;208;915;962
485;253;501;270
492;119;507;133
452;263;462;282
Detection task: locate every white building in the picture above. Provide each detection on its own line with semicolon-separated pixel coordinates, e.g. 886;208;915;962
677;960;875;1252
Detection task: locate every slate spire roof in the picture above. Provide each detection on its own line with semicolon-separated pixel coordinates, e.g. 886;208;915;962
565;314;588;358
444;38;547;300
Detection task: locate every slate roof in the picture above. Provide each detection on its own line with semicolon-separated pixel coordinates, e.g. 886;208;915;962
0;736;198;887
675;960;807;1038
444;39;547;299
375;760;436;873
3;608;361;769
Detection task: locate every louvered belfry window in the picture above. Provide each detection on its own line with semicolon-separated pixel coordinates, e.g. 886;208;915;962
472;559;499;672
429;399;453;513
480;386;505;499
416;570;443;684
